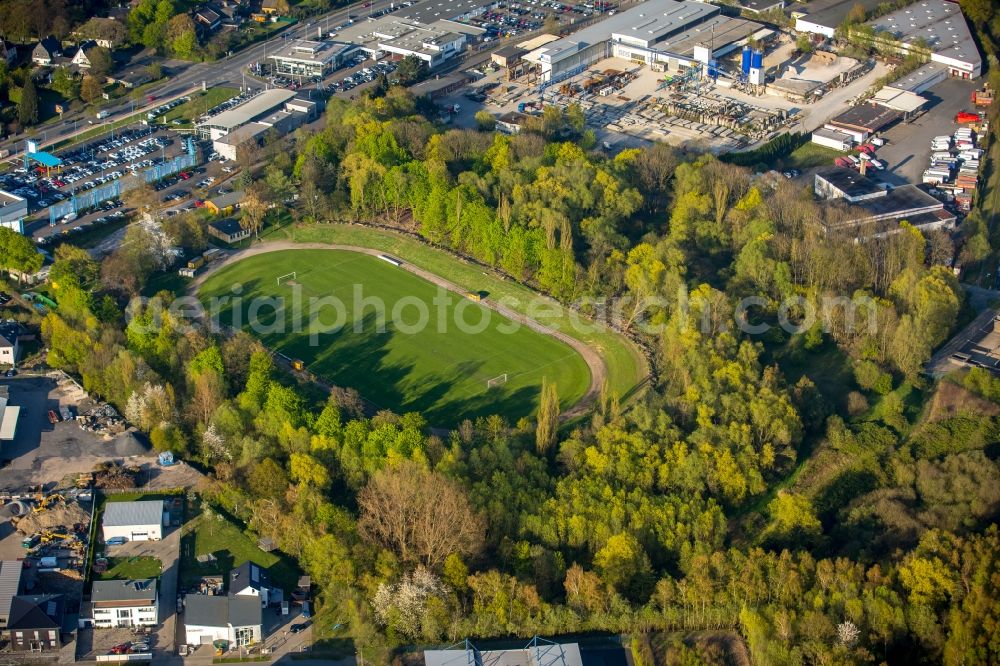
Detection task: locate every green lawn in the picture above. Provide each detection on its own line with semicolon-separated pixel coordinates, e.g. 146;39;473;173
180;511;299;591
778;142;847;171
199;249;593;425
161;88;239;124
97;556;162;581
279;224;648;401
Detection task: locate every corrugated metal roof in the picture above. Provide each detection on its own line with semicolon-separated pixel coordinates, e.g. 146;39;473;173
0;561;24;620
103;500;163;527
0;406;19;440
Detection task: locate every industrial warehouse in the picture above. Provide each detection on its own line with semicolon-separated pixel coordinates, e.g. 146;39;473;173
525;0;770;84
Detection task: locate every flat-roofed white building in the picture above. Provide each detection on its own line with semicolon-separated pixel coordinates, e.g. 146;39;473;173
91;579;158;628
812;127;854;150
372;21;466;66
269;39;355;77
0;190;27;234
196;89;296;140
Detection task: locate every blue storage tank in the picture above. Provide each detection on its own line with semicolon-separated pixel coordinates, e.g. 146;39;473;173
751;50;763;70
741;46;751;75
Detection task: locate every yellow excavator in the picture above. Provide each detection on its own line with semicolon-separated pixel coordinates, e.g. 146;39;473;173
35;494;65;512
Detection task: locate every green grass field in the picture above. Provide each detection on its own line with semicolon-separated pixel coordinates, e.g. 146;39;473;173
199;249;592;425
161;87;239;124
180;510;299;591
97;556;162;581
279;224;647;400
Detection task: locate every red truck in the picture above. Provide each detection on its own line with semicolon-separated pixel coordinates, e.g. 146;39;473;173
955;111;982;124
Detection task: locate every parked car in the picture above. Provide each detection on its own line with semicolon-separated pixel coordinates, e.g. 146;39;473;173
106;536;128;545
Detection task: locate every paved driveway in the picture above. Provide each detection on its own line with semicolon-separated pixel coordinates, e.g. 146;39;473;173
101;526;181;659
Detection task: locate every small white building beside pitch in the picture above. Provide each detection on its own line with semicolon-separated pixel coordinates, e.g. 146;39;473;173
102;500;164;542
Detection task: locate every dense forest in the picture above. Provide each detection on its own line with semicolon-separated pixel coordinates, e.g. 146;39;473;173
4;79;997;663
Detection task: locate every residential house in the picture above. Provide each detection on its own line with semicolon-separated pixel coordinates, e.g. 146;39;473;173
0;322;21;366
205;190;244;215
0;40;17;67
71;41;99;69
260;0;282;15
194;6;223;32
102;500;164;542
229;561;270;607
0;561;25;630
6;594;65;651
91;579;158;628
208;218;250;244
109;67;153;89
32;36;62;66
183;594;262;647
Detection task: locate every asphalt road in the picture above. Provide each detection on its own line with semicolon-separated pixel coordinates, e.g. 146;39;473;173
0;0;400;161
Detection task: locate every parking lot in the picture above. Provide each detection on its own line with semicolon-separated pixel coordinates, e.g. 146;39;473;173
876;76;979;186
4;123;201;246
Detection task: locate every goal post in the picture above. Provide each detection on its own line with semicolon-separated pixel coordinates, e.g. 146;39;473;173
486;373;508;390
276;272;297;286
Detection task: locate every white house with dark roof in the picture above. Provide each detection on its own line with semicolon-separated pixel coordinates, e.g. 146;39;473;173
71;41;100;69
31;36;62;66
230;561;270;607
0;323;21;366
102;500;164;542
91;579;157;628
183;594;262;646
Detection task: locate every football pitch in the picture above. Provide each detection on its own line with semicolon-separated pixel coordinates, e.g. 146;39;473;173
198;250;591;425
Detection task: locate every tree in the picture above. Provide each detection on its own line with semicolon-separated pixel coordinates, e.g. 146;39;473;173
764;491;822;547
796;33;814;54
396;54;429;85
248;457;290;502
18;76;39;126
80;75;104;104
358;461;485;568
535;377;560;455
593;533;652;596
166;14;198;59
959;0;992;26
474;110;496;131
847;2;867;23
0;228;43;279
87;46;113;77
372;567;449;641
239;185;268;240
289;452;331;490
51;67;79;100
79;17;126;48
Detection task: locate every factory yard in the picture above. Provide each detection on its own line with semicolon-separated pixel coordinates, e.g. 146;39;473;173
449;45;890;153
876;77;980;186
